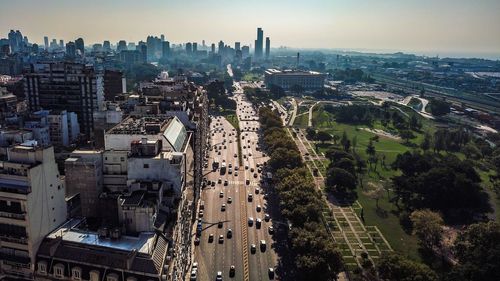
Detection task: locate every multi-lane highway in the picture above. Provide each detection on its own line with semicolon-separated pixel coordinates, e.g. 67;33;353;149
191;93;278;281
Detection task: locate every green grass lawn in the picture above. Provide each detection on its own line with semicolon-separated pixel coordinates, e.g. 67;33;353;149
294;113;309;127
242;73;262;82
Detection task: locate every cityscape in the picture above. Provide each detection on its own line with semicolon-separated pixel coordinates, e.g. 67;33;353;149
0;1;500;281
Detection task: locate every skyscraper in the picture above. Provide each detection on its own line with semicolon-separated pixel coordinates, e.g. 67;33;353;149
59;39;64;48
265;37;270;59
161;34;165;42
66;41;76;58
211;43;216;54
218;40;224;54
75;38;84;55
193;42;198;53
44;36;49;50
117;40;127;52
235;42;241;51
162;41;170;58
186;42;193;54
255;27;264;59
103;40;111;52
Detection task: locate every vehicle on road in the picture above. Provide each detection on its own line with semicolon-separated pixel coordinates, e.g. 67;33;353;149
218;221;223;228
209;234;214;243
255;188;260;194
190;269;197;280
248;193;253;202
256;218;262;228
246;179;250;185
250;244;256;254
216;271;223;281
264;214;270;221
221;204;226;211
227;229;232;238
227;197;232;204
219;191;224;198
198;210;204;217
229;265;235;277
218;235;224;244
194;237;200;245
248;217;254;226
268;268;274;279
218;178;222;184
260;240;266;251
224;180;228;186
256;205;261;212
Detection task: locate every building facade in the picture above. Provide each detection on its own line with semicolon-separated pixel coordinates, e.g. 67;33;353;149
264;68;326;90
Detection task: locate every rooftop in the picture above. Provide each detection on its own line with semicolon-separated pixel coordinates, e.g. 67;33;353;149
265;68;324;76
47;218;156;254
107;115;173;135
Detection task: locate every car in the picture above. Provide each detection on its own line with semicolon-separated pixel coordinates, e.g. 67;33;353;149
243;145;246;149
253;173;258;178
218;221;223;228
248;217;254;226
229;265;235;277
218;178;222;184
217;151;221;155
268;226;274;234
227;229;233;238
229;140;232;143
227;197;232;204
194;237;200;246
255;188;260;194
243;154;247;159
246;179;250;185
221;204;226;211
208;234;214;242
234;153;238;158
235;166;239;170
218;235;224;243
256;218;262;228
268;268;275;279
245;165;249;170
228;163;232;168
250;244;257;254
228;168;232;174
223;145;226;149
224;180;228;186
260;240;266;251
219;191;224;198
258;168;262;173
190;269;197;280
211;181;216;187
249;152;252;157
234;171;238;176
264;214;270;222
250;168;254;172
198;210;204;217
216;271;223;281
192;262;198;271
248;193;253;202
256;205;261;212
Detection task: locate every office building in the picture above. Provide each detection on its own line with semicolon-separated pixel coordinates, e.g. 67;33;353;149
65;41;76;58
265;37;270;59
242;45;250;58
43;36;48;51
0;144;67;280
117;40;127;52
138;43;147;63
161;34;165;42
103;40;111;52
211;43;215;54
75;38;84;55
235;42;241;51
59;39;64;48
218;40;224;54
264;68;326;90
47;110;80;146
193;42;198;53
255;27;264;59
24;62;101;137
185;42;192;54
161;41;170;58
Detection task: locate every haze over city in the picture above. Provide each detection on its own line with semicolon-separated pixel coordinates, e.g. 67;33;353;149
1;0;500;59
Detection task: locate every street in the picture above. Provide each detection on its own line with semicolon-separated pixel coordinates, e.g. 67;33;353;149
191;94;278;281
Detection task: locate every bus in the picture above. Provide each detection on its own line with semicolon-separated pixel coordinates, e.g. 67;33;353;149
212;158;220;171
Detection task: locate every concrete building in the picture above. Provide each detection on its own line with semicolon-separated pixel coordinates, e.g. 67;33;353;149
47;111;80;147
0;144;67;280
265;37;270;59
264;68;326;90
255;27;264;59
34;218;169;281
64;150;103;218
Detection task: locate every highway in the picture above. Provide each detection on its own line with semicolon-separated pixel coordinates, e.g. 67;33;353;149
192;93;278;281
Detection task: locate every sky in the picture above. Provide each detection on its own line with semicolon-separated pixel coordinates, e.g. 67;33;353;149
1;0;500;58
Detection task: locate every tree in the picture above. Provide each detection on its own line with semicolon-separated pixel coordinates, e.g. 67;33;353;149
449;222;500;281
366;139;376;157
305;127;317;140
399;129;415;144
410;114;422;131
428;98;451;116
352;135;358;153
315;131;333;144
325;168;357;193
410;209;444;251
378;253;438;281
420;132;432;151
341;131;351;152
269;147;303;170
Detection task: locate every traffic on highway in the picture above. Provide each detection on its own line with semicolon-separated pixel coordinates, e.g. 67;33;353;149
191;93;278;281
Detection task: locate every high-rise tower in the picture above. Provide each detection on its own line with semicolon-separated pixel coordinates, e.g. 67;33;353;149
255;27;264;59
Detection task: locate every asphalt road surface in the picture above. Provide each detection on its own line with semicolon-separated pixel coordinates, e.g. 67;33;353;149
192;94;278;281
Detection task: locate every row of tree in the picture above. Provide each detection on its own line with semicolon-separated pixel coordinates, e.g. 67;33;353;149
259;107;343;280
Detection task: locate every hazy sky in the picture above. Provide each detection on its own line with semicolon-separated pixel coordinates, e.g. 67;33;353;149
1;0;500;57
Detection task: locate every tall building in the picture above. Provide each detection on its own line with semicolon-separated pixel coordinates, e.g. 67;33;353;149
162;41;170;58
8;30;23;53
24;62;102;136
218;40;224;54
65;41;76;58
138;43;147;62
265;37;270;59
103;40;111;52
185;42;192;54
0;144;67;280
161;34;165;42
117;40;127;52
235;42;241;51
43;36;49;51
75;38;84;55
59;39;64;48
193;42;198;53
242;45;250;58
255;27;264;59
211;43;216;54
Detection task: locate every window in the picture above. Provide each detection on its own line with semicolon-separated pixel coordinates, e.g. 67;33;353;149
143;164;149;168
72;267;82;281
107;273;119;281
120;157;125;162
38;261;47;275
89;270;100;281
54;263;64;278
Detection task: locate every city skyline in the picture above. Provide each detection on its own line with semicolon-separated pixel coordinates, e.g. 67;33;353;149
1;0;500;59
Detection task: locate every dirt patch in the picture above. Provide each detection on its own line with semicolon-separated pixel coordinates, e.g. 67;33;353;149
361;128;401;140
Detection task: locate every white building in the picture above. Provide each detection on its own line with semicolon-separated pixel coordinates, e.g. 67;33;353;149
0;144;67;280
